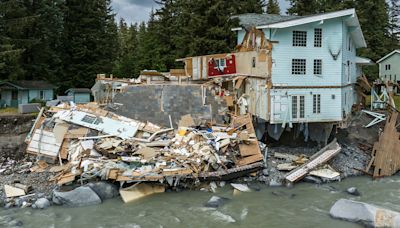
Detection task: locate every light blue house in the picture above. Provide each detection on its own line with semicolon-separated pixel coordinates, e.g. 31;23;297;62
0;80;55;108
377;50;400;83
65;88;91;104
233;9;369;125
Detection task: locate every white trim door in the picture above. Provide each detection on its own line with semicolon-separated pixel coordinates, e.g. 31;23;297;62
292;95;305;121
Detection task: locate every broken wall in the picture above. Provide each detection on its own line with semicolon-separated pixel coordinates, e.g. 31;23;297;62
109;84;227;128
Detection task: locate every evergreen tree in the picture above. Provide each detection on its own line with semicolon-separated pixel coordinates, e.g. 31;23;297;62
266;0;280;14
389;0;400;47
22;0;65;83
62;0;118;91
0;0;35;80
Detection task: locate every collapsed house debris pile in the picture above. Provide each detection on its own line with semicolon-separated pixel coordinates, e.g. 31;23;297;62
21;102;265;203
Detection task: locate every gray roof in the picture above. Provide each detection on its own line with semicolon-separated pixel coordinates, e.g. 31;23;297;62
66;88;92;93
232;13;302;28
0;80;56;90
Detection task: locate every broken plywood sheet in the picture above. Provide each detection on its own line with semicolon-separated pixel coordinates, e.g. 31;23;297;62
136;147;158;160
53;123;69;143
370;112;400;177
64;128;89;139
4;185;26;198
232;114;263;165
120;184;165;203
57;110;139;139
178;114;195;128
309;166;340;179
27;129;62;158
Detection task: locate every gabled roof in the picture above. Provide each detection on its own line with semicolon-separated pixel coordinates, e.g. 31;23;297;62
0;80;56;90
231;13;302;29
377;50;400;63
233;9;366;48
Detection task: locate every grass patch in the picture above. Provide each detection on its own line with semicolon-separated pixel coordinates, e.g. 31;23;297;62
365;95;400;109
0;107;18;114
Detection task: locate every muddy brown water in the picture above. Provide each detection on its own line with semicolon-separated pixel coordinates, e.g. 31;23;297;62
2;176;400;228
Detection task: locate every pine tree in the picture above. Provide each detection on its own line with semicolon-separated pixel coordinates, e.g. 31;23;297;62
287;0;320;15
62;0;118;91
0;0;35;80
266;0;280;14
388;0;400;48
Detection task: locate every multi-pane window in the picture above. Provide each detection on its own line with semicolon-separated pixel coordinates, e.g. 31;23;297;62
385;64;391;70
214;59;226;69
313;94;321;114
292;59;306;75
292;95;305;119
314;28;322;47
293;31;307;47
314;59;322;75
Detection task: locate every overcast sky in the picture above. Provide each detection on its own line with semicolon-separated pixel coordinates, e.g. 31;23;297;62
111;0;291;24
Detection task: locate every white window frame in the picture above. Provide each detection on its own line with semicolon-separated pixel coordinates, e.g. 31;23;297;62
292;59;306;75
292;95;305;120
292;31;307;47
314;28;322;47
313;94;321;114
313;59;322;75
214;58;226;70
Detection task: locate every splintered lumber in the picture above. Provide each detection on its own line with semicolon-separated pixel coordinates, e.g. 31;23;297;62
119;184;165;203
369;112;400;177
232;114;263;165
285;140;341;183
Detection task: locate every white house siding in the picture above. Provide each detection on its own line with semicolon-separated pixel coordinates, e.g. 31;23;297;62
341;22;357;85
379;53;400;83
266;18;344;87
270;88;342;124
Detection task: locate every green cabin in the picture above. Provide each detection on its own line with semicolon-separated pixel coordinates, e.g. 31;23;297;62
0;80;55;108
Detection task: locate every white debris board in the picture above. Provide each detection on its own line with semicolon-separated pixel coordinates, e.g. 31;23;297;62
57;110;139;139
27;129;62;157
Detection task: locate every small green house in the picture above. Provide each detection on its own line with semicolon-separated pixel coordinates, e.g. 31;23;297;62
66;88;91;104
0;80;55;108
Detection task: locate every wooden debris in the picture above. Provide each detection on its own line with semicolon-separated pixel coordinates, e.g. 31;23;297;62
4;185;26;198
120;184;165;203
285;140;341;183
368;112;400;177
178;114;195;128
277;163;298;171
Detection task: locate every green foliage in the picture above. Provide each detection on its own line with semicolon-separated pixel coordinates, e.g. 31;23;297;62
266;0;281;14
29;98;46;107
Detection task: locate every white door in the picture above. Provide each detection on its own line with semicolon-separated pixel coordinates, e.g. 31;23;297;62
292;95;305;121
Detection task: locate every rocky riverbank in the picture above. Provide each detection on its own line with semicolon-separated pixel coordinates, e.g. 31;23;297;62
0;110;381;210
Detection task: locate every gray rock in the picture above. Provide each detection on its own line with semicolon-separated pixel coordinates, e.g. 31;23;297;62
269;179;282;187
205;196;229;208
262;169;269;176
34;198;50;209
346;187;361;196
330;199;400;227
52;186;102;207
303;176;322;184
4;202;13;209
87;181;119;201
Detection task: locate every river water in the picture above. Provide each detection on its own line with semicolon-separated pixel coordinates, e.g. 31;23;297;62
2;176;400;228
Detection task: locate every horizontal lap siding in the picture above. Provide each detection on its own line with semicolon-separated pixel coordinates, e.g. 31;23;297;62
271;88;342;123
267;18;343;87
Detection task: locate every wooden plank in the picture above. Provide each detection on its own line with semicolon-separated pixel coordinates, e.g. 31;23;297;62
237;154;264;166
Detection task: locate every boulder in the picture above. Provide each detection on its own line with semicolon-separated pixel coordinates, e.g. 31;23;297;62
205;196;229;208
346;187;361;196
330;199;400;227
87;182;119;201
52;186;102;207
269;179;282;187
34;198;50;209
